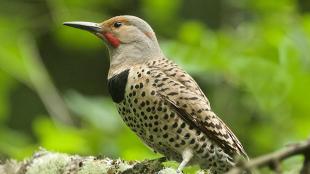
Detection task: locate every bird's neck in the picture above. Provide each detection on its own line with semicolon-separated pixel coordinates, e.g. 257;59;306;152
107;41;163;78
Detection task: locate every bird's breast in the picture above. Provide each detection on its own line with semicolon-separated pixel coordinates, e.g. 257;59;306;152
107;69;130;103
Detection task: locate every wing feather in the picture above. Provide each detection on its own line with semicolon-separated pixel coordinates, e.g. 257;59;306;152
146;60;248;158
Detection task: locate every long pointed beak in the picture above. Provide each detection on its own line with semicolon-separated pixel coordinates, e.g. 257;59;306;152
63;21;102;33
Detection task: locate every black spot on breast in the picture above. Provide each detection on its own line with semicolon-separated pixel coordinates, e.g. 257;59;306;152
107;69;130;103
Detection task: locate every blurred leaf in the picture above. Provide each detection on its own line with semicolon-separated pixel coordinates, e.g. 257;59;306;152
0;72;15;122
178;21;205;46
142;0;181;35
0;17;31;85
0;127;35;159
54;26;102;50
117;128;160;160
142;0;181;22
33;116;91;154
64;90;121;133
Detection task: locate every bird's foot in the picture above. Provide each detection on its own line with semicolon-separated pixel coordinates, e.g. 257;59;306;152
176;169;183;174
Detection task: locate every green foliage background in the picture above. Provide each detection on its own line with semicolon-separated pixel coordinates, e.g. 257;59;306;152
0;0;310;173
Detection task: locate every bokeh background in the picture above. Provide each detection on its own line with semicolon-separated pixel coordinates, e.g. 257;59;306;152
1;0;310;173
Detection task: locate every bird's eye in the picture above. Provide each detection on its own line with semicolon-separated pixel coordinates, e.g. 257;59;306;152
113;22;122;28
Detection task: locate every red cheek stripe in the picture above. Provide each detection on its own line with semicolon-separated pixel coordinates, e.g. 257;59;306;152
104;32;120;48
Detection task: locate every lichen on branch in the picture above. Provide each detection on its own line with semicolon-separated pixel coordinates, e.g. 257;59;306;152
0;148;176;174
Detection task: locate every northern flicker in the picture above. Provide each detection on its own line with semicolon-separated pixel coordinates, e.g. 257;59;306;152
64;15;248;173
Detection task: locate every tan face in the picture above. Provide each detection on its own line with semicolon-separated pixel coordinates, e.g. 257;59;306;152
95;17;130;48
64;15;157;50
96;16;154;48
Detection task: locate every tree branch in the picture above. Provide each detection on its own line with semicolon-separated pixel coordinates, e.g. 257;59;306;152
0;148;177;174
2;139;310;174
301;147;310;174
229;139;310;174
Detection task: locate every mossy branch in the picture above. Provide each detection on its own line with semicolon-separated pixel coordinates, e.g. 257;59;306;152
0;148;176;174
1;139;310;174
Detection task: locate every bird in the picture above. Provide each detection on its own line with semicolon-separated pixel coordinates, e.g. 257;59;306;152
64;15;248;173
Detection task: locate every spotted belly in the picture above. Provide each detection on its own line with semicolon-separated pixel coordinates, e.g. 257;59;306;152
115;88;233;173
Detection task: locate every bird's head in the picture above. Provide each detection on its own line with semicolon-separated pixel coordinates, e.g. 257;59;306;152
64;15;163;65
